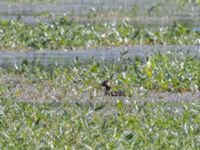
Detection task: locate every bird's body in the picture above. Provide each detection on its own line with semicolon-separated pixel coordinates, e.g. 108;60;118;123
101;80;126;96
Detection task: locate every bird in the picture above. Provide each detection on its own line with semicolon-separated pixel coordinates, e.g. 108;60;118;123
100;80;126;96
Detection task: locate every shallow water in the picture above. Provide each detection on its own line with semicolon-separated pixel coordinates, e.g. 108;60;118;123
0;0;200;26
0;45;199;67
0;0;172;15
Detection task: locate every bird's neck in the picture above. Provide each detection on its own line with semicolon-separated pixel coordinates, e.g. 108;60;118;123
105;85;111;91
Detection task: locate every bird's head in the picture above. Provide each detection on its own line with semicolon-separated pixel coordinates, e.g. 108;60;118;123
101;80;110;87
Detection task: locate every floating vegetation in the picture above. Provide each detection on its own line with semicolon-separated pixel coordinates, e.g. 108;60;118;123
1;97;200;149
0;17;199;51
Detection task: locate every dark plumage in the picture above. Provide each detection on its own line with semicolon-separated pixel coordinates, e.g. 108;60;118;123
101;80;126;96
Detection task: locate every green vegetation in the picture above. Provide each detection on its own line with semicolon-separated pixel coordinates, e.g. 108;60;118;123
0;1;200;148
0;17;199;51
1;53;199;100
1;97;200;149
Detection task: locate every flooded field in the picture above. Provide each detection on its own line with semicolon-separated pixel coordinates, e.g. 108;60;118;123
0;1;200;149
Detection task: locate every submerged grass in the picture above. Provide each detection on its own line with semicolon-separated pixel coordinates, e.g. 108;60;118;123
0;17;199;51
1;97;200;149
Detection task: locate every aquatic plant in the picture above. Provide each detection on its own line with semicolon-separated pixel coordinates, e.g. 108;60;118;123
0;18;199;51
